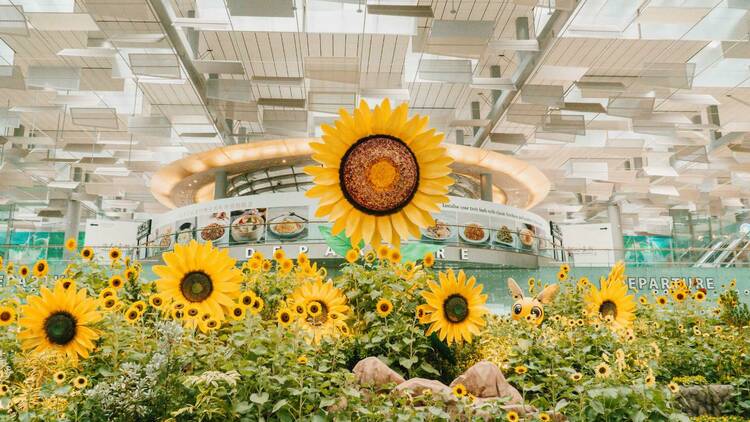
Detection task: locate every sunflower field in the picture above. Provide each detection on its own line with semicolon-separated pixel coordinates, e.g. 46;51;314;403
0;241;748;421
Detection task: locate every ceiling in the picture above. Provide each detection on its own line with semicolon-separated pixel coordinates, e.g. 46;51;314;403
0;0;748;236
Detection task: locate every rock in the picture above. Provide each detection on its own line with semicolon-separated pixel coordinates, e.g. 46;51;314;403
353;357;405;389
394;377;456;403
675;384;734;416
450;360;523;403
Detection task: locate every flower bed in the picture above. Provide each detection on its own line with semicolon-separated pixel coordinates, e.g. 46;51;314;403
0;242;748;421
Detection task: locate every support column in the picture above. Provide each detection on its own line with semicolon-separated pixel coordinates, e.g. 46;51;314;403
490;65;502;104
63;200;81;259
455;129;464;146
214;169;228;200
3;203;14;260
471;101;480;136
479;173;493;202
607;203;625;262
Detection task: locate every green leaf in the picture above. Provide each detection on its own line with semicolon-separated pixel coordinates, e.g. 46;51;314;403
249;392;269;405
420;362;440;376
400;242;443;263
319;398;337;408
319;226;364;256
399;356;417;369
235;401;252;414
272;399;289;413
554;399;569;412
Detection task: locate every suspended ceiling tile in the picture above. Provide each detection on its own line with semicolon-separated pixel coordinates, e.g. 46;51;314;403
367;4;433;18
193;60;245;75
129;53;181;79
27;66;81;91
70;107;119;129
206;79;254;103
26;12;100;31
0;5;28;36
418;59;473;83
607;97;655;119
227;0;295;17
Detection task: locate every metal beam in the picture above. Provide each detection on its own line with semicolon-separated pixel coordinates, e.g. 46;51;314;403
146;0;233;144
472;3;580;148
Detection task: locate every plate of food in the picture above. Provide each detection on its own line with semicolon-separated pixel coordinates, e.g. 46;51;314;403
459;223;489;244
176;222;194;244
492;225;516;247
158;227;173;251
268;212;307;238
423;219;453;241
230;211;265;242
519;228;535;248
201;212;229;242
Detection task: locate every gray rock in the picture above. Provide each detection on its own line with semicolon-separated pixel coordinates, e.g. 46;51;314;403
675;384;733;416
450;360;523;403
393;377;456;403
353;357;405;390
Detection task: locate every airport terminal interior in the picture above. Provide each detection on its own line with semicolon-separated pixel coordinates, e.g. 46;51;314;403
0;0;749;420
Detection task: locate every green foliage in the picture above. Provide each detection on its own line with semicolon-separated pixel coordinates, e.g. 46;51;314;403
718;289;750;327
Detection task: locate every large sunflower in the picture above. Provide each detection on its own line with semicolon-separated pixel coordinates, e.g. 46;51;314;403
18;284;102;360
420;268;488;345
304;99;453;247
153;240;241;323
583;261;636;330
290;279;350;344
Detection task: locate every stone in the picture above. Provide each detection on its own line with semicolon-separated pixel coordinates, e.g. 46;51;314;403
352;357;405;389
394;377;456;403
674;384;734;416
450;360;523;403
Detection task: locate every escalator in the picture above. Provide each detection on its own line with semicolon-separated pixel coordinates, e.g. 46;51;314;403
694;232;750;267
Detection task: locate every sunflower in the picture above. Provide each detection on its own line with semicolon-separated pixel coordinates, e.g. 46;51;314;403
377;245;390;260
557;270;568;281
154;240;241;323
58;278;76;291
693;291;706;302
645;373;655;387
203;318;220;331
277;308;294;327
672;290;687;302
108;247;122;262
365;251;376;263
124;306;141;324
0;306;15;326
239;291;256;308
81;247;94;261
280;259;294;274
99;288;116;300
375;298;393;317
0;256;3;269
249;297;264;315
423;252;435;267
73;376;88;389
560;264;570;273
416;304;431;323
297;355;308;365
304;99;453;247
185;304;201;319
388;248;402;264
656;296;667;306
149;294;165;308
262;260;272;272
53;371;66;385
420;269;487;345
230;305;245;320
540;413;551;422
100;297;119;311
290;279;351;344
514;365;528;375
584;262;635;330
570;372;583;382
506;411;519;422
297;252;309;267
109;275;124;289
0;385;8;396
33;259;49;278
18;284;101;360
65;238;77;251
19;265;29;278
594;363;611;378
124;267;138;281
132;301;146;314
668;382;680;393
273;249;286;261
452;383;467;397
639;296;648;305
345;249;359;263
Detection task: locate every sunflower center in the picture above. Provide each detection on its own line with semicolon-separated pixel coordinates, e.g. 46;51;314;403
339;135;419;215
44;312;77;345
444;294;469;323
599;300;618;319
180;271;213;302
368;160;398;190
0;312;10;321
307;301;329;326
380;303;390;312
281;312;290;323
